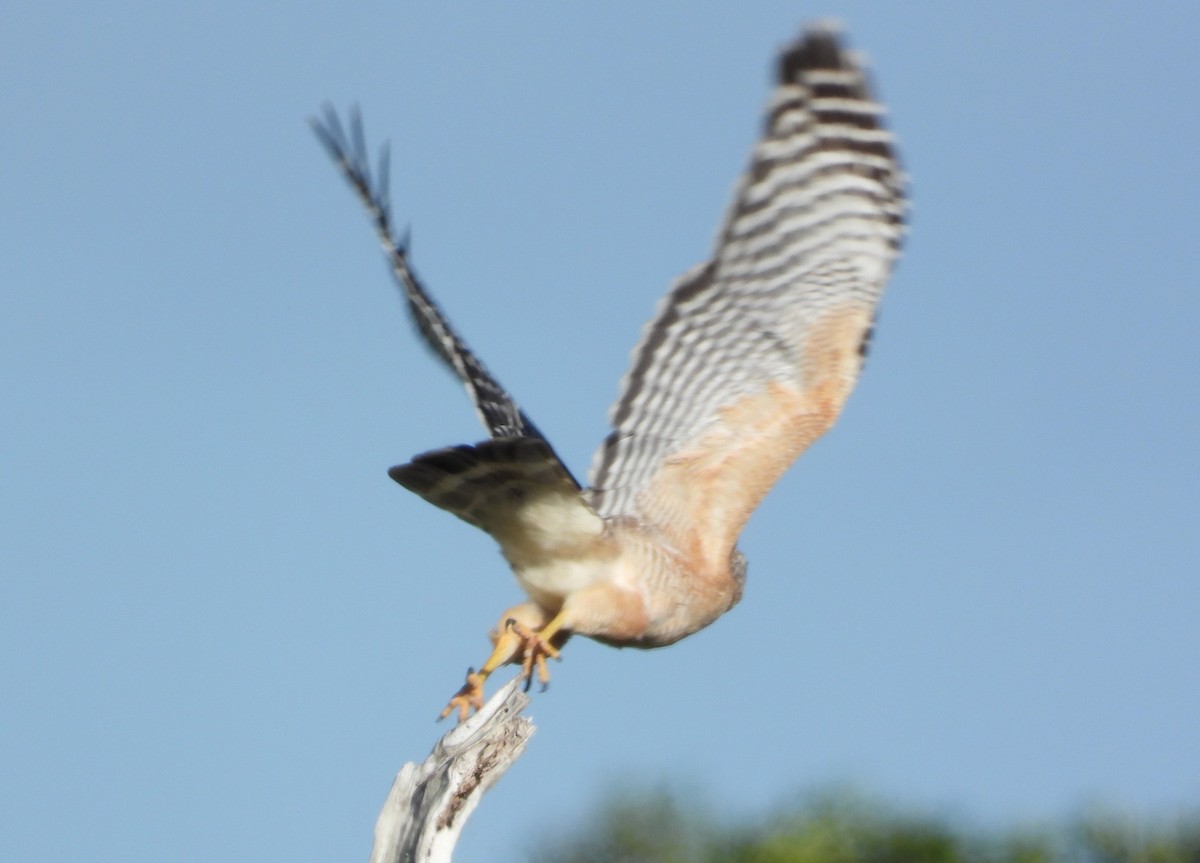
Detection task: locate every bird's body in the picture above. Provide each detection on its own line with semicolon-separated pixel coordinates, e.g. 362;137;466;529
394;436;746;651
314;22;906;718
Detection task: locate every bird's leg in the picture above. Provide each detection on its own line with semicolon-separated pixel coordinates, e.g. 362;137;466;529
440;602;553;722
506;607;572;692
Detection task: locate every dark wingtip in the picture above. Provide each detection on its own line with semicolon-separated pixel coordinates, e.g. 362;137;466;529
309;102;346;160
778;21;850;83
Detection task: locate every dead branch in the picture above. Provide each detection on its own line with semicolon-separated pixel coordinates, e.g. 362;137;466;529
369;678;535;863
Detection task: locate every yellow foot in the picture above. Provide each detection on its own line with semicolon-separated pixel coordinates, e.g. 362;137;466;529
438;604;571;723
439;670;487;723
505;618;561;692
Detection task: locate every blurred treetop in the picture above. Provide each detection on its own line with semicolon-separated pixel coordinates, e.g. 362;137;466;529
530;788;1200;863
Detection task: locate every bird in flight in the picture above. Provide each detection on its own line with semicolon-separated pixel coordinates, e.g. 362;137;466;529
313;22;906;721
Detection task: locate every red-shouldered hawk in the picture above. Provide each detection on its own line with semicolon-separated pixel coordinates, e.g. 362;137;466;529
313;22;906;721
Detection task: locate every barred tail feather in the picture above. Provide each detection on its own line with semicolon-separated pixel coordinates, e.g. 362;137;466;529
390;439;600;559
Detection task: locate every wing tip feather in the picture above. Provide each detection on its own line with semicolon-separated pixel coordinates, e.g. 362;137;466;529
778;21;859;84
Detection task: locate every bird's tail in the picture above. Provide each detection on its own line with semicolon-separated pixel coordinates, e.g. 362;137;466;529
389;439;602;560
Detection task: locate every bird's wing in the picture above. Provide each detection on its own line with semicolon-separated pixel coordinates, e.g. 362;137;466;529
312;106;574;481
587;24;906;571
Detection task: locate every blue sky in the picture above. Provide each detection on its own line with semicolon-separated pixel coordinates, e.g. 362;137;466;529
3;2;1198;861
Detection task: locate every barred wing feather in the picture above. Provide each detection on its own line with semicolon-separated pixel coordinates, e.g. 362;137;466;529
587;25;905;569
311;106;561;454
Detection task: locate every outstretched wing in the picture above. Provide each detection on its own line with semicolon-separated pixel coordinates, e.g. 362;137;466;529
587;24;906;570
312;106;569;469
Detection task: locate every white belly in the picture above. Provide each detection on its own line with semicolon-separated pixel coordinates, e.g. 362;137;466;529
512;555;611;608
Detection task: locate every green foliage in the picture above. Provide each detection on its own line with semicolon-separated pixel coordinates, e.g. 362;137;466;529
529;787;716;863
530;788;1200;863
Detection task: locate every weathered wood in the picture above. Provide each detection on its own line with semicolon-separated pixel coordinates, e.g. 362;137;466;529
369;678;535;863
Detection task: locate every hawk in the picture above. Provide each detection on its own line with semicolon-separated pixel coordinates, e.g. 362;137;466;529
313;22;906;721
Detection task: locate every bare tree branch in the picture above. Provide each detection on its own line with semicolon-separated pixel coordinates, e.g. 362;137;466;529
369;678;535;863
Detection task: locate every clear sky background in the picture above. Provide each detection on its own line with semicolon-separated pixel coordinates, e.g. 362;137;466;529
3;2;1198;861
